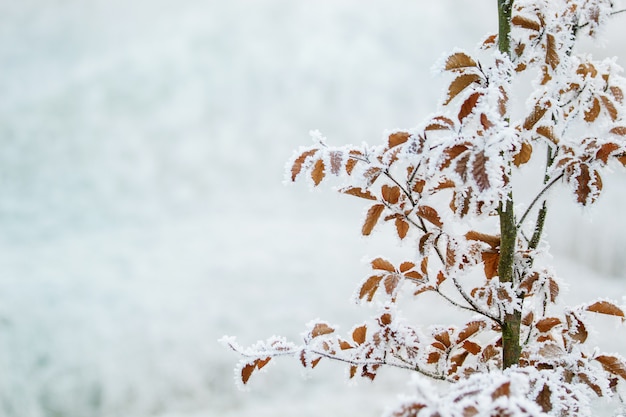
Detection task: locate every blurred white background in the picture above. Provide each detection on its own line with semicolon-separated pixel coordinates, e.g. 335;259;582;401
0;1;624;416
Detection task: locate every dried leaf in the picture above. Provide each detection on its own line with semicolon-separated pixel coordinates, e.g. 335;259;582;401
384;274;401;296
513;141;533;167
311;159;325;186
472;151;490;191
381;184;401;204
465;231;500;248
372;257;396;272
462;340;482;355
511;15;541;31
395;218;409;239
536;126;558;144
458;92;481;123
427;351;441;364
434;330;451;348
482;250;500;279
601;95;618;121
596;355;626;379
523;106;548;130
340;187;377;201
441;143;470;169
416;205;443;227
444;74;482;105
349;365;358;378
436;271;447;286
345;158;358;175
491;381;511;399
610;86;624;103
565;312;588;343
457;321;485;343
359;275;383;302
536;384;552;413
339;340;352;350
363;167;382;186
444;52;478;71
291;149;318;181
536;317;562;333
586;301;625;319
388;131;411;148
352;325;367;345
362;204;385;236
584;97;601;123
399;262;415;273
479;113;494;131
596;143;620;164
546;33;559;70
241;363;256;384
311;323;335;338
610;126;626;136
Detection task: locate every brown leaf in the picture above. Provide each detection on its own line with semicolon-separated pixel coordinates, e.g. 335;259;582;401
444;52;478;71
362;204;385;236
345;158;358;175
444;74;482;105
480;113;494;131
610;126;626;136
340;187;377;201
513;141;533;167
425;116;455;131
241;362;256;384
359;275;383;301
536;317;562;333
498;86;508;116
610;86;624;103
565;312;588;343
536;126;558;144
310;357;322;368
523;106;548;130
584;97;601;123
548;278;560;303
491;381;511;400
363;167;382;186
536;384;552;413
434;330;451;348
546;34;559;70
389;131;411;148
511;15;541;31
311;323;335;338
457;321;485;343
482;250;500;279
399;262;415;273
441;143;470;169
381;184;401;204
465;231;500;248
384;274;401;296
395;218;409;240
472;151;490;191
349;365;358;378
462;340;482;355
436;271;447;286
352;325;367;345
458;92;481;123
256;357;271;370
339;339;352;350
586;301;625;320
371;257;396;272
416;205;443;227
291;149;318;181
596;143;620;164
427;351;441;364
596;355;626;379
311;159;325;186
601;95;618;121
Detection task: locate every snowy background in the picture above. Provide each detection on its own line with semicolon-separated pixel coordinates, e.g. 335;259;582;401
0;1;625;416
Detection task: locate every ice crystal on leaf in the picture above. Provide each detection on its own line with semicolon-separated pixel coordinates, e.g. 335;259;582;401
224;0;626;415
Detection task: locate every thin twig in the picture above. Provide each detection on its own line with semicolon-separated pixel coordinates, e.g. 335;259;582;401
516;173;564;229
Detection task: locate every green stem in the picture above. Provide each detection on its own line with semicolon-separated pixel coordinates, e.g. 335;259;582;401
497;0;521;370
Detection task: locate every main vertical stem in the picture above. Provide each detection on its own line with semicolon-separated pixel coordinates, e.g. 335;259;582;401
497;0;522;369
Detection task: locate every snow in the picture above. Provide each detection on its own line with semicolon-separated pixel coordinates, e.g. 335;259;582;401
0;1;625;416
